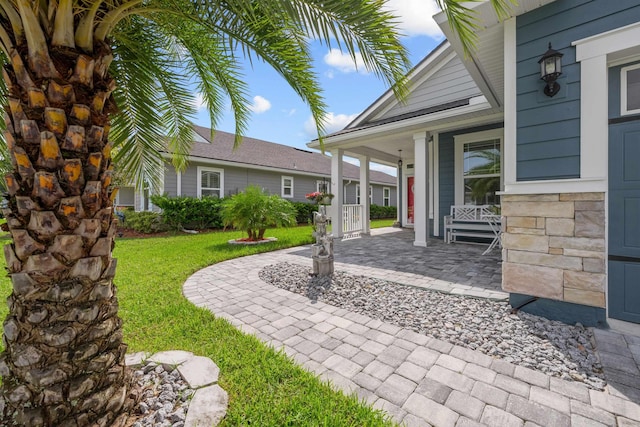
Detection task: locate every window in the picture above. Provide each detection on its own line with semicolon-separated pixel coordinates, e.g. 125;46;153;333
116;186;135;207
316;180;329;193
455;129;503;206
355;184;360;204
621;63;640;115
282;176;293;198
369;186;373;204
383;187;390;207
197;166;224;198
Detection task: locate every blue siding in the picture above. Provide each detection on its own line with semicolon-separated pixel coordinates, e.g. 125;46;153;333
516;0;640;181
438;123;503;236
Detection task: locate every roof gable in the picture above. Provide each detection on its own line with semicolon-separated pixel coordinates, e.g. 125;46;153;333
345;41;481;130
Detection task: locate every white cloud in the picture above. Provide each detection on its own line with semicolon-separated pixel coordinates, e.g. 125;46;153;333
283;108;297;117
304;112;359;137
191;93;207;111
324;48;368;75
383;0;443;39
248;95;272;114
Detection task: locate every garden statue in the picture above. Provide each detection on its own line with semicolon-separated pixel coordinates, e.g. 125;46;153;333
311;205;334;276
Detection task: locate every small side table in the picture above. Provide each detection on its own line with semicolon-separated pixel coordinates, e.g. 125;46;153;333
482;214;502;255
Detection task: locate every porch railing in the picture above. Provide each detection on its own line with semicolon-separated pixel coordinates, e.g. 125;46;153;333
342;204;363;239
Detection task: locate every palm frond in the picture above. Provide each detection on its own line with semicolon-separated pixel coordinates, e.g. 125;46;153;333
109;16;196;191
151;13;251;149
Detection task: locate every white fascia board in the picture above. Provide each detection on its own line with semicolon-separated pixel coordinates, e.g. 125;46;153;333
308;97;493;149
162;154;395;187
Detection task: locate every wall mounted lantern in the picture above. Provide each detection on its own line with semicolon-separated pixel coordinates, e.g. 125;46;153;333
397;149;403;168
538;42;563;97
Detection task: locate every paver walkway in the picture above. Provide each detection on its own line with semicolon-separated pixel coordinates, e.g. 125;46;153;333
183;238;640;426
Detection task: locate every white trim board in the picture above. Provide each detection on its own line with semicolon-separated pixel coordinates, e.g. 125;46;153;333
573;21;640;182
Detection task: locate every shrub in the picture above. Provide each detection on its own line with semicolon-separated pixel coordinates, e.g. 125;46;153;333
370;204;397;219
221;186;297;240
122;211;168;234
289;201;317;224
150;195;224;230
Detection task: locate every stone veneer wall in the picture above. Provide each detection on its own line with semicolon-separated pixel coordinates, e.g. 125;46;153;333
501;193;605;308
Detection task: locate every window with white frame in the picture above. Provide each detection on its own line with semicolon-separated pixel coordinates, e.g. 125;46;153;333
355;184;361;204
116;186;135;207
383;187;390;207
369;186;373;204
316;180;329;193
281;176;294;198
621;63;640;115
197;166;224;198
454;129;503;206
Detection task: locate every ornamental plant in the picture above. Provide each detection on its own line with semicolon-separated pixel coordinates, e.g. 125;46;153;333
305;191;334;204
221;186;297;241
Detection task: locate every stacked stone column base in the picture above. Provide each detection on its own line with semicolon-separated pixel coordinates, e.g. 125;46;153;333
501;193;605;308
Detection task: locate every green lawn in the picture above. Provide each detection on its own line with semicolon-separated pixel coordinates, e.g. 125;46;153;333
0;220;397;426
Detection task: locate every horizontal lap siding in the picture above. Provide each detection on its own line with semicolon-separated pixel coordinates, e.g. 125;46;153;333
164;165;178;196
382;56;481;119
516;0;640;181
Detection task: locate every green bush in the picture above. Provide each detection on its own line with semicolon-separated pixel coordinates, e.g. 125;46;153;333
122;211;168;233
289;201;317;224
150;195;224;230
221;186;297;240
369;204;397;219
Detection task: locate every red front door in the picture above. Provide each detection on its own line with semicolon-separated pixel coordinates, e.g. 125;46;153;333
407;176;414;225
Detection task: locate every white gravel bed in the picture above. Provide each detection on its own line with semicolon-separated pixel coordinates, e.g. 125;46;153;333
259;262;606;390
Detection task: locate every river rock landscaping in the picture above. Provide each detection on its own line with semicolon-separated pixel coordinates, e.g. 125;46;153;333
259;262;607;390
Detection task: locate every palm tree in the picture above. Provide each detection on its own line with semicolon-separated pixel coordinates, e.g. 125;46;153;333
0;0;513;424
0;1;410;425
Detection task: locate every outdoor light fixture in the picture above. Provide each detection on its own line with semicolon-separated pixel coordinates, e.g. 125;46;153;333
538;42;563;97
397;149;403;168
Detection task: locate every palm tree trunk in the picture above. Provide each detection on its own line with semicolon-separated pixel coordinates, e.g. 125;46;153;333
0;42;136;426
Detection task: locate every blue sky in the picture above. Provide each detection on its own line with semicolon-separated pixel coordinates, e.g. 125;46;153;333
192;1;444;175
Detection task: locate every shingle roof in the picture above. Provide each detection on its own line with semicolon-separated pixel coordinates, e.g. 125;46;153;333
187;126;396;185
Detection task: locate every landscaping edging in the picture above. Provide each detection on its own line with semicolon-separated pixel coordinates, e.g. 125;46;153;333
126;350;228;426
227;237;278;245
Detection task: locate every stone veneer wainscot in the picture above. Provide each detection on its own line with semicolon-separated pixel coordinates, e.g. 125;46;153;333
501;193;605;308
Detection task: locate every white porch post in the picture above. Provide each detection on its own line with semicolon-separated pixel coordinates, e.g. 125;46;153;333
413;131;430;247
358;154;370;234
330;149;344;238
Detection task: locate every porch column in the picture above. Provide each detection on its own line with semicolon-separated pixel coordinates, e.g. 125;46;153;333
357;154;370;234
413;131;430;247
330;149;344;238
396;162;403;226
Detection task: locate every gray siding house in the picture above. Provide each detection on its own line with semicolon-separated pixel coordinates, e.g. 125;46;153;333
118;126;396;211
310;0;640;333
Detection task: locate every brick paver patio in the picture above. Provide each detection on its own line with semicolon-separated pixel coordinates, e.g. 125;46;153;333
183;230;640;426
